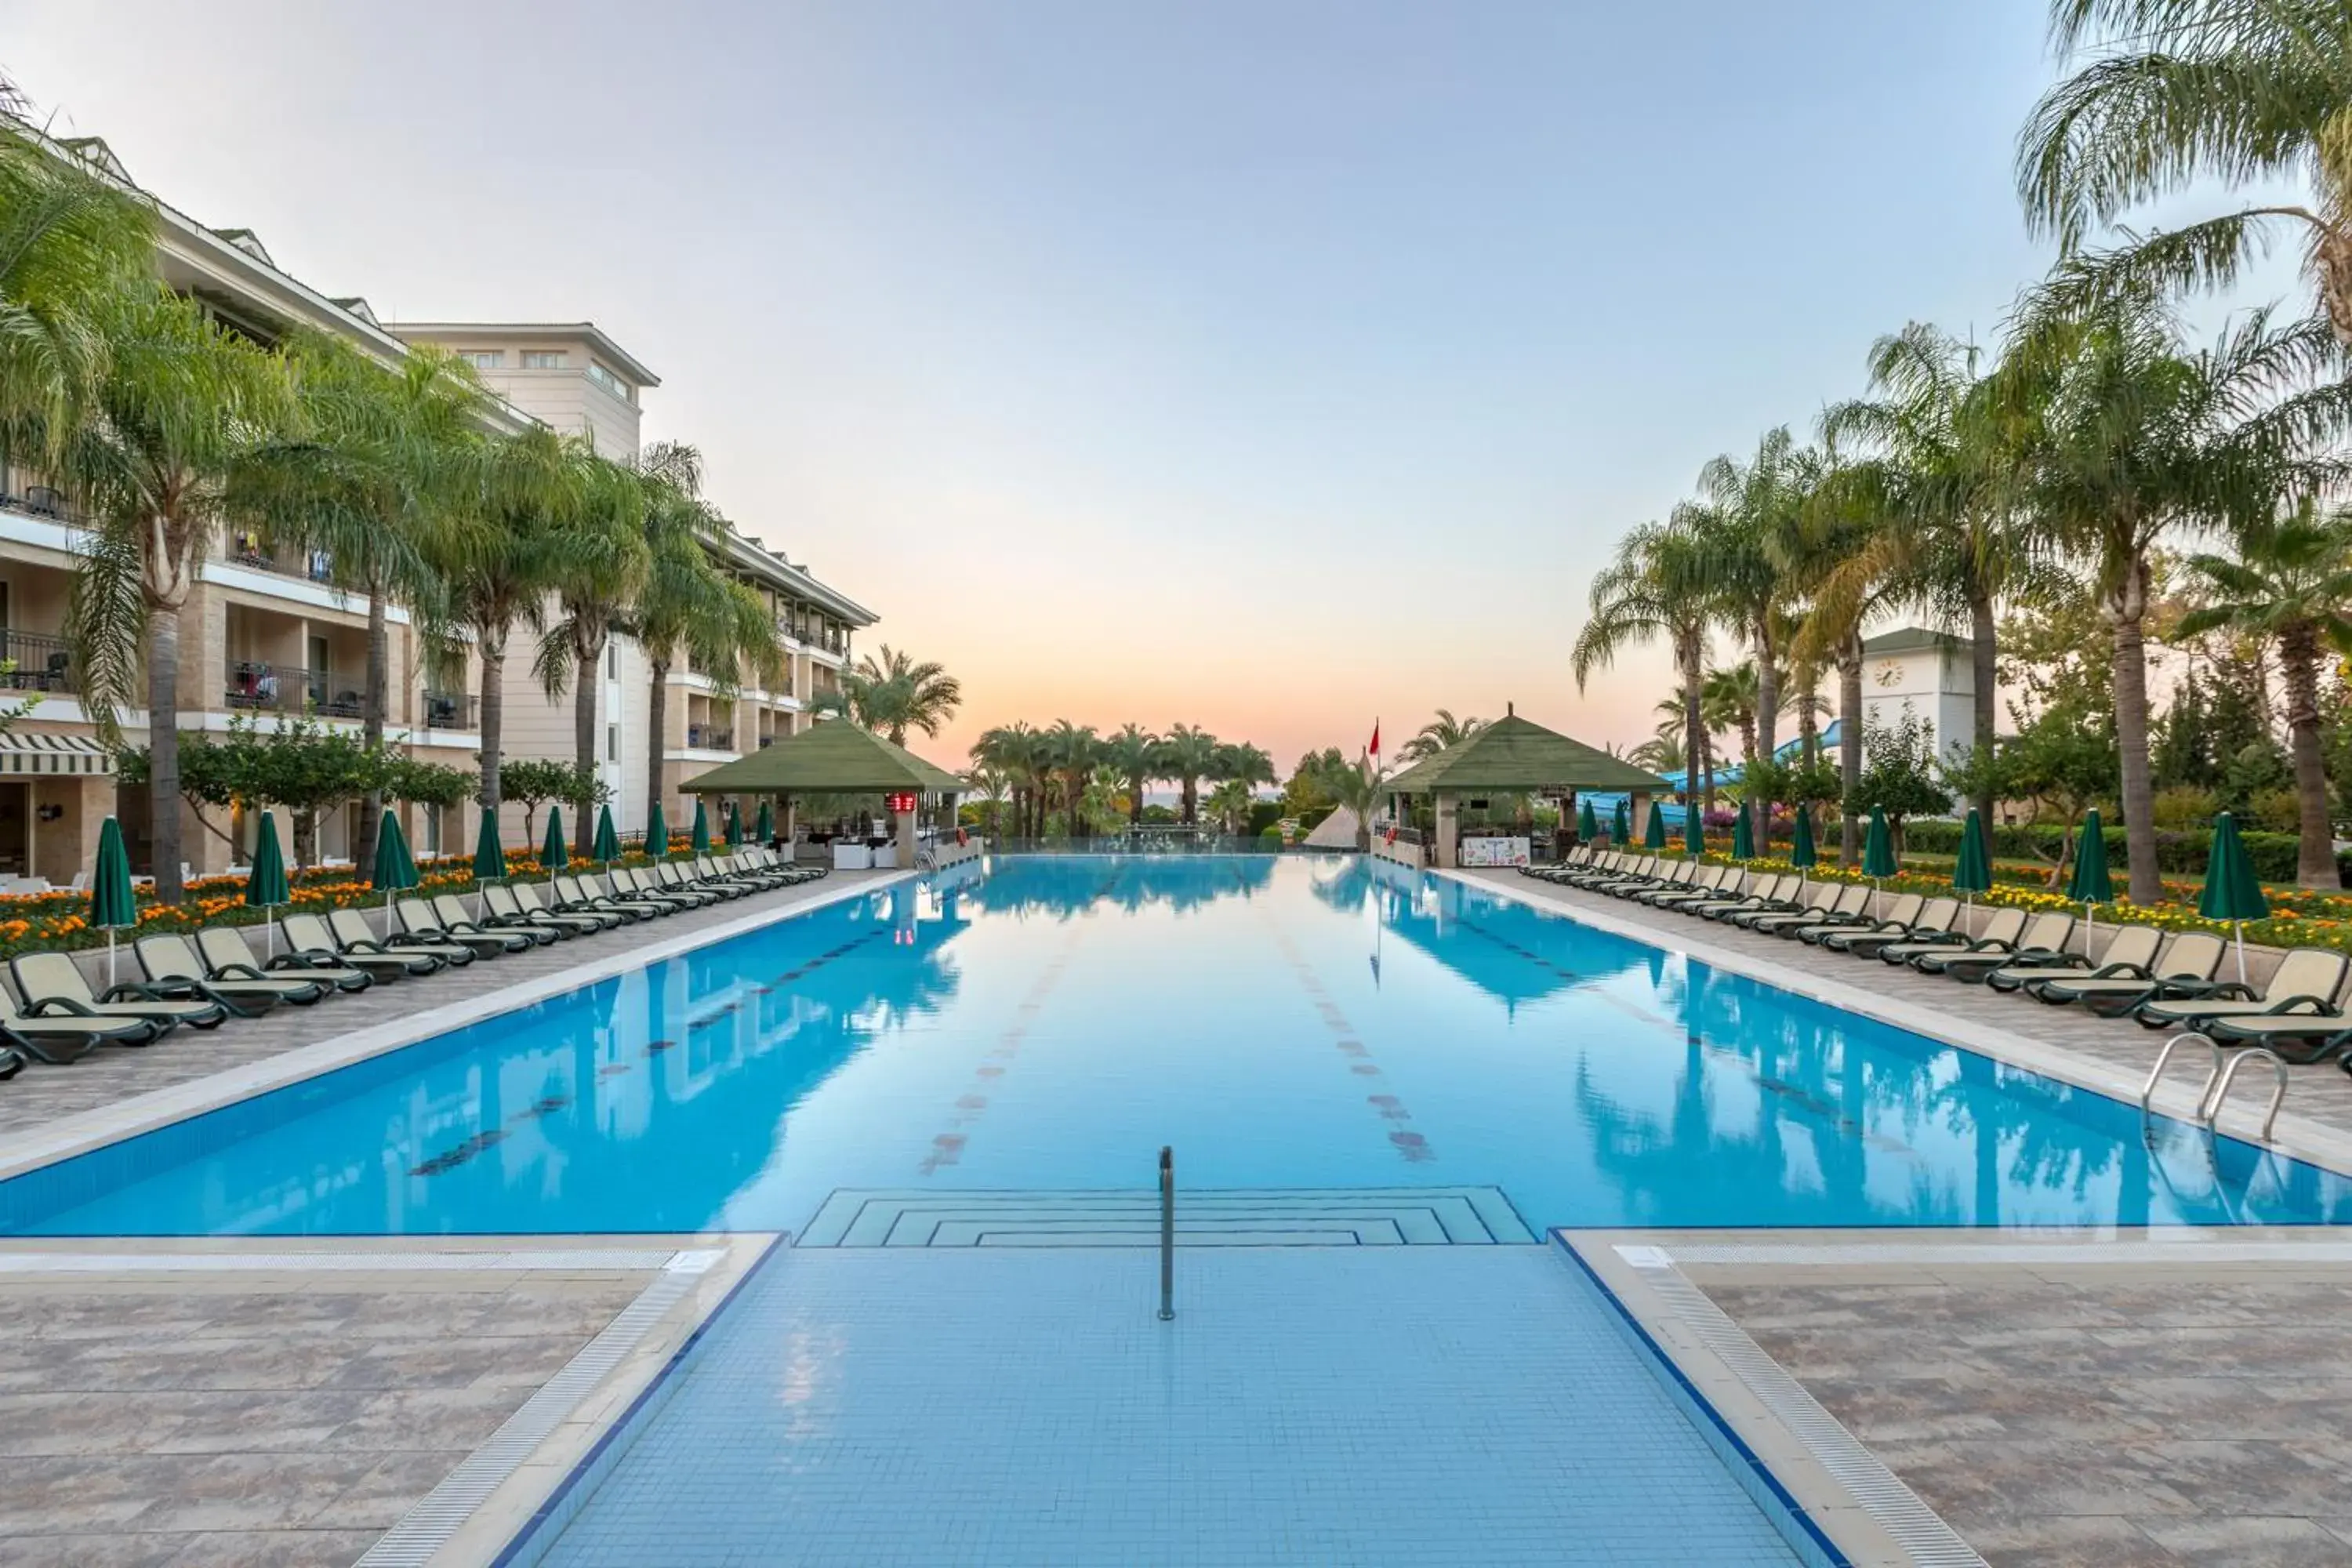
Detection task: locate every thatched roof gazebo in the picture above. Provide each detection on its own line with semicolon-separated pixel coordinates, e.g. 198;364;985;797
681;720;964;866
1382;709;1668;869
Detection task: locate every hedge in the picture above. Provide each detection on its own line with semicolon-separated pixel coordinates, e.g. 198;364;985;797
1895;818;2352;886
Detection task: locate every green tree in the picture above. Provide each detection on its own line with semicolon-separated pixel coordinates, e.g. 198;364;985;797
1102;724;1160;826
1158;724;1220;826
499;757;607;844
1398;710;1483;763
537;446;662;816
1309;753;1387;851
2176;510;2352;886
62;289;292;900
1573;515;1716;816
829;644;962;747
1042;719;1099;838
1848;710;1953;855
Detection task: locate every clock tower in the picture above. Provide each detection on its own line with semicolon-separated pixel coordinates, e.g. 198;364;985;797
1857;626;1976;775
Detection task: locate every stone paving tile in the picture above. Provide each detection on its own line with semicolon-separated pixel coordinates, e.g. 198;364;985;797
0;871;890;1139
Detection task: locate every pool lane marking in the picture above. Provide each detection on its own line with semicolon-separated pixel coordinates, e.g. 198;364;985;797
918;927;1083;1176
1266;925;1436;1165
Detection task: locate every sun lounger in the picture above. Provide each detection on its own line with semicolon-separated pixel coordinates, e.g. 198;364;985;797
2027;931;2226;1016
1987;923;2158;994
1917;912;2078;982
331;906;473;967
506;880;612;933
615;866;695;910
1878;906;2027;967
2136;947;2352;1030
1730;881;1839;932
655;862;727;904
1798;891;1918;947
194;927;372;993
135;933;321;1010
1688;874;1792;922
555;873;662;922
1650;866;1742;910
11;951;225;1030
1755;882;1871;937
401;897;537;955
1826;897;1961;956
0;978;159;1061
531;877;630;928
283;912;443;976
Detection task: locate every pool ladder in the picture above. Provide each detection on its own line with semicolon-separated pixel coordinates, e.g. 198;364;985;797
2140;1032;2290;1143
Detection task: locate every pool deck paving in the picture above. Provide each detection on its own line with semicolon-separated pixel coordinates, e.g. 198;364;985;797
1;858;2350;1563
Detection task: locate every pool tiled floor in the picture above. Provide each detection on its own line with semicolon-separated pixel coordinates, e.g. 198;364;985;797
534;1244;1806;1566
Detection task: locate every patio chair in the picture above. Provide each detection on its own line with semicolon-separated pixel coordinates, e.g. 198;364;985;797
506;879;615;933
194;927;372;993
691;855;762;896
2135;947;2352;1031
0;980;162;1062
1753;881;1871;937
1647;864;1739;910
1987;922;2158;995
614;866;696;910
1826;897;1961;957
330;906;474;967
655;862;728;904
281;912;442;977
1730;880;1840;932
1686;873;1791;923
1916;911;2078;982
555;873;662;922
2027;931;2226;1016
135;932;322;1010
11;951;226;1031
1798;891;1918;948
399;896;537;955
1877;906;2027;967
530;877;630;928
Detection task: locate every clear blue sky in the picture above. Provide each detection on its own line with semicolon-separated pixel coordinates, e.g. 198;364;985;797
7;0;2225;765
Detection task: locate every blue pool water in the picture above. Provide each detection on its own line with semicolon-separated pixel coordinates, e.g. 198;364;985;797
5;854;2346;1236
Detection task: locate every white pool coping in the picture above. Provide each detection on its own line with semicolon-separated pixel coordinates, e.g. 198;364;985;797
1436;866;2352;1187
0;870;916;1187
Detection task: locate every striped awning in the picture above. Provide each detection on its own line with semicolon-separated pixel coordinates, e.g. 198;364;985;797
0;732;115;776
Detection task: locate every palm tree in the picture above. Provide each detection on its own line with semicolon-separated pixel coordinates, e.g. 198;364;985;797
1695;428;1816;848
1399;710;1483;763
1205;777;1255;836
538;447;659;815
2176;510;2352;887
0;122;154;452
633;485;777;827
1700;662;1761;772
1628;731;1686;775
1102;723;1160;826
2005;298;2350;902
1573;515;1716;818
238;335;486;873
1043;720;1099;838
2016;0;2352;346
62;289;290;901
1212;740;1277;799
1315;754;1387;851
971;723;1047;840
1159;724;1219;825
962;764;1011;836
440;424;579;826
834;645;961;747
1820;324;2031;829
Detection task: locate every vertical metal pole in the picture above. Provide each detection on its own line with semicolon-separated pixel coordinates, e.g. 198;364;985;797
1158;1145;1174;1321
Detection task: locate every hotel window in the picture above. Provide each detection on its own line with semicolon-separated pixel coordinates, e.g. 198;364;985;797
586;361;632;401
607;643;619;679
456;350;503;370
521;350;565;369
607;724;619;762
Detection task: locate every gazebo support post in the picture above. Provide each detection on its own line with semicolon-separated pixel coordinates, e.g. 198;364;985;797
1433;793;1458;870
896;797;920;866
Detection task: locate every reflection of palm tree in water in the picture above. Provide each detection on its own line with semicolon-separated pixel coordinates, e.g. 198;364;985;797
963;855;1276;921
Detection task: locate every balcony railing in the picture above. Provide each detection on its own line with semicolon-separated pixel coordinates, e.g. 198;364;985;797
227;662;362;717
420;689;477;730
224;538;336;585
0;630;74;692
686;723;735;750
1;485;71;523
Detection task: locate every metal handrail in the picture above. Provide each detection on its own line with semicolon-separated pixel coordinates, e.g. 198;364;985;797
1158;1145;1174;1322
2142;1032;2223;1118
2202;1047;2290;1142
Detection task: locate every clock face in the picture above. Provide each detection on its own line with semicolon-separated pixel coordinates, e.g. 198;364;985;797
1874;660;1903;688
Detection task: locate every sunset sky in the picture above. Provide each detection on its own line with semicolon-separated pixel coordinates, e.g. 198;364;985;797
5;0;2278;773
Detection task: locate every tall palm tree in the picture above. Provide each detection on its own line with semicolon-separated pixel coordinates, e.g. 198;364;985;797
633;487;775;827
1315;753;1387;851
1784;459;1905;864
1821;323;2031;829
1696;428;1817;848
2005;298;2350;902
538;446;659;815
238;335;485;873
1574;514;1717;818
971;723;1047;839
1701;662;1761;771
1205;777;1255;836
1043;719;1099;838
1627;730;1686;775
1102;723;1160;826
1212;740;1277;798
0;122;154;452
2176;509;2352;887
834;644;961;747
2016;0;2352;346
1159;724;1219;826
440;424;579;825
62;289;290;901
1399;710;1483;762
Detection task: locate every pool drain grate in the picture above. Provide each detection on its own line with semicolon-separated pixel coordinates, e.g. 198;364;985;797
797;1186;1536;1247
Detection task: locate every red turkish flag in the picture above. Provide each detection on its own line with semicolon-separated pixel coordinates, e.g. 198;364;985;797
1368;720;1381;760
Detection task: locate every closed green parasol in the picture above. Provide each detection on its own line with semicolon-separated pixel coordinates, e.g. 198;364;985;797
756;799;774;843
542;804;568;874
473;808;505;882
372;811;419;909
90;815;135;985
725;800;742;849
1612;800;1630;843
1577;798;1599;841
245;809;290;958
1730;804;1754;860
1952;808;1993;902
1861;808;1896;880
1789;804;1817;872
691;797;711;855
1683;802;1703;855
1643;801;1668;850
645;800;669;862
2199;811;2269;981
593;803;621;865
2067;808;2113;935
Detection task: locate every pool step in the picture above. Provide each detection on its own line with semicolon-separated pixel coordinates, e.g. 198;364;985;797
796;1187;1536;1247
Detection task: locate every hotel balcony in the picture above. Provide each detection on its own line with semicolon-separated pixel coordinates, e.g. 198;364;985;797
0;631;75;695
227;662;365;718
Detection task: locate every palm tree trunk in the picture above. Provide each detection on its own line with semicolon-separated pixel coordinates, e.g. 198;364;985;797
2105;565;2161;905
147;606;183;902
2280;624;2337;889
1838;632;1863;867
646;652;670;839
355;582;389;880
1798;673;1820;768
1680;634;1706;822
1066;773;1083;838
1129;775;1144;826
478;631;506;820
1752;623;1779;854
1969;588;1998;827
573;640;599;823
292;809;318;869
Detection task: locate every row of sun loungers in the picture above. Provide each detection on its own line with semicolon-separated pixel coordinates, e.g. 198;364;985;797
1523;848;2352;1067
0;851;826;1076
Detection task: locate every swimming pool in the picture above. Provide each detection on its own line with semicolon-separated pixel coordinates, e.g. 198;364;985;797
5;853;2343;1235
